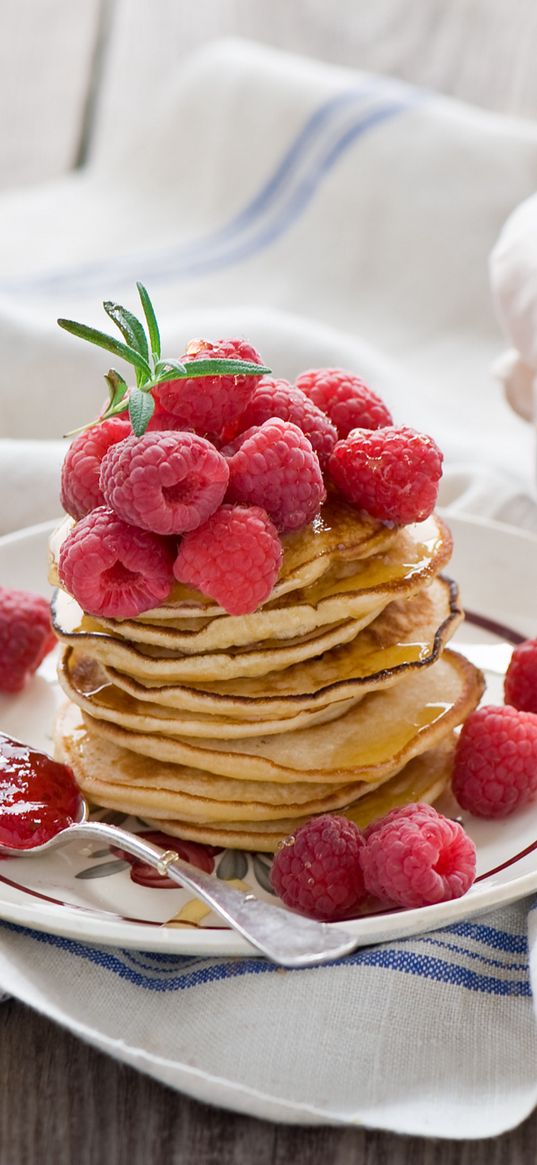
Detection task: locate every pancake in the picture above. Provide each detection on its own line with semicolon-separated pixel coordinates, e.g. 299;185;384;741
83;514;452;652
141;740;456;851
55;701;455;848
52;590;385;682
52;491;483;854
59;576;462;740
78;650;484;785
48;496;399;613
104;576;461;719
58;649;361;738
56;702;371;821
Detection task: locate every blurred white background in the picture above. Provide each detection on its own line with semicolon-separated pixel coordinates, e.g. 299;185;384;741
3;0;537;191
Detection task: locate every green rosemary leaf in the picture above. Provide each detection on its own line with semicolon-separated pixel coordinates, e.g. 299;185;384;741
103;302;150;368
179;358;271;378
128;387;155;436
58;318;152;380
104;369;129;411
136;283;161;362
154;359;187;379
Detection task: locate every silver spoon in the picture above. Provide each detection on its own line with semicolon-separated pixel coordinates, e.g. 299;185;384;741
0;798;358;968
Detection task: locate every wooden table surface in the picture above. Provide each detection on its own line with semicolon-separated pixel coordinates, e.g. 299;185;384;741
3;2;537;1159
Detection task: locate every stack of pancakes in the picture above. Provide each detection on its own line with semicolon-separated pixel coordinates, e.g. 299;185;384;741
51;497;484;850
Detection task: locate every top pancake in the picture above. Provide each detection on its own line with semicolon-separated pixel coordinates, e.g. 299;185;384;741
48;496;399;615
92;514;451;653
50;511;453;680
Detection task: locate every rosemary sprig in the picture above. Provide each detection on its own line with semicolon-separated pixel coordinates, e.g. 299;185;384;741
58;283;271;437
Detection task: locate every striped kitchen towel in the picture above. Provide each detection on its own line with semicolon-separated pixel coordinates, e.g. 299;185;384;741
0;901;535;1137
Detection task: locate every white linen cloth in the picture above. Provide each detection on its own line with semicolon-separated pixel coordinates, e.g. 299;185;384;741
1;39;537;1138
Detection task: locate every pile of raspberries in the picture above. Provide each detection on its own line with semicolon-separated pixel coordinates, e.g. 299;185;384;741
58;337;444;620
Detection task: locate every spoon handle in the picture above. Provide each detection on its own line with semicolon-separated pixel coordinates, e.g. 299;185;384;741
67;821;357;967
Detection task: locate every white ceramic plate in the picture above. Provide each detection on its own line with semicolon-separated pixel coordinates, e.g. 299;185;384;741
0;514;536;956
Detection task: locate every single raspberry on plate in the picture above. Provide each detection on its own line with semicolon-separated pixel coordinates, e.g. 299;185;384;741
452;704;537;817
60;417;131;520
360;802;476;908
295;368;393;438
173;504;282;616
328;425;443;525
225;418;326;532
58;506;174;619
236;377;338;469
504;639;537;714
0;587;56;692
100;432;229;536
153;338;264;441
270;815;366;921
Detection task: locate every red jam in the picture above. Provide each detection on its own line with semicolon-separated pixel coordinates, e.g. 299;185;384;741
0;733;82;850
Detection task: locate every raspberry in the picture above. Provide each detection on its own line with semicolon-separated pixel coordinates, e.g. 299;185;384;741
504;639;537;714
328;426;443;525
60;417;131;520
360;803;476;908
58;506;174;619
296;368;393;438
146;406;194;434
0;588;56;692
100;432;229;536
236;377;338;469
270;815;366;921
452;705;537;818
225;418;326;533
173;505;282;616
153;338;263;441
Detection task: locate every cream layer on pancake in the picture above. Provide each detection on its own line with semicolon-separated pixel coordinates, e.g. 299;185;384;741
77;651;484;785
103;577;461;720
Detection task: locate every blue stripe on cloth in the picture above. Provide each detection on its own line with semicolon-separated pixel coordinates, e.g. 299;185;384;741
441;921;528;954
149;101;412;285
0;920;530;996
121;932;529;979
167;88;376;250
5;86;417;296
399;935;528;973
